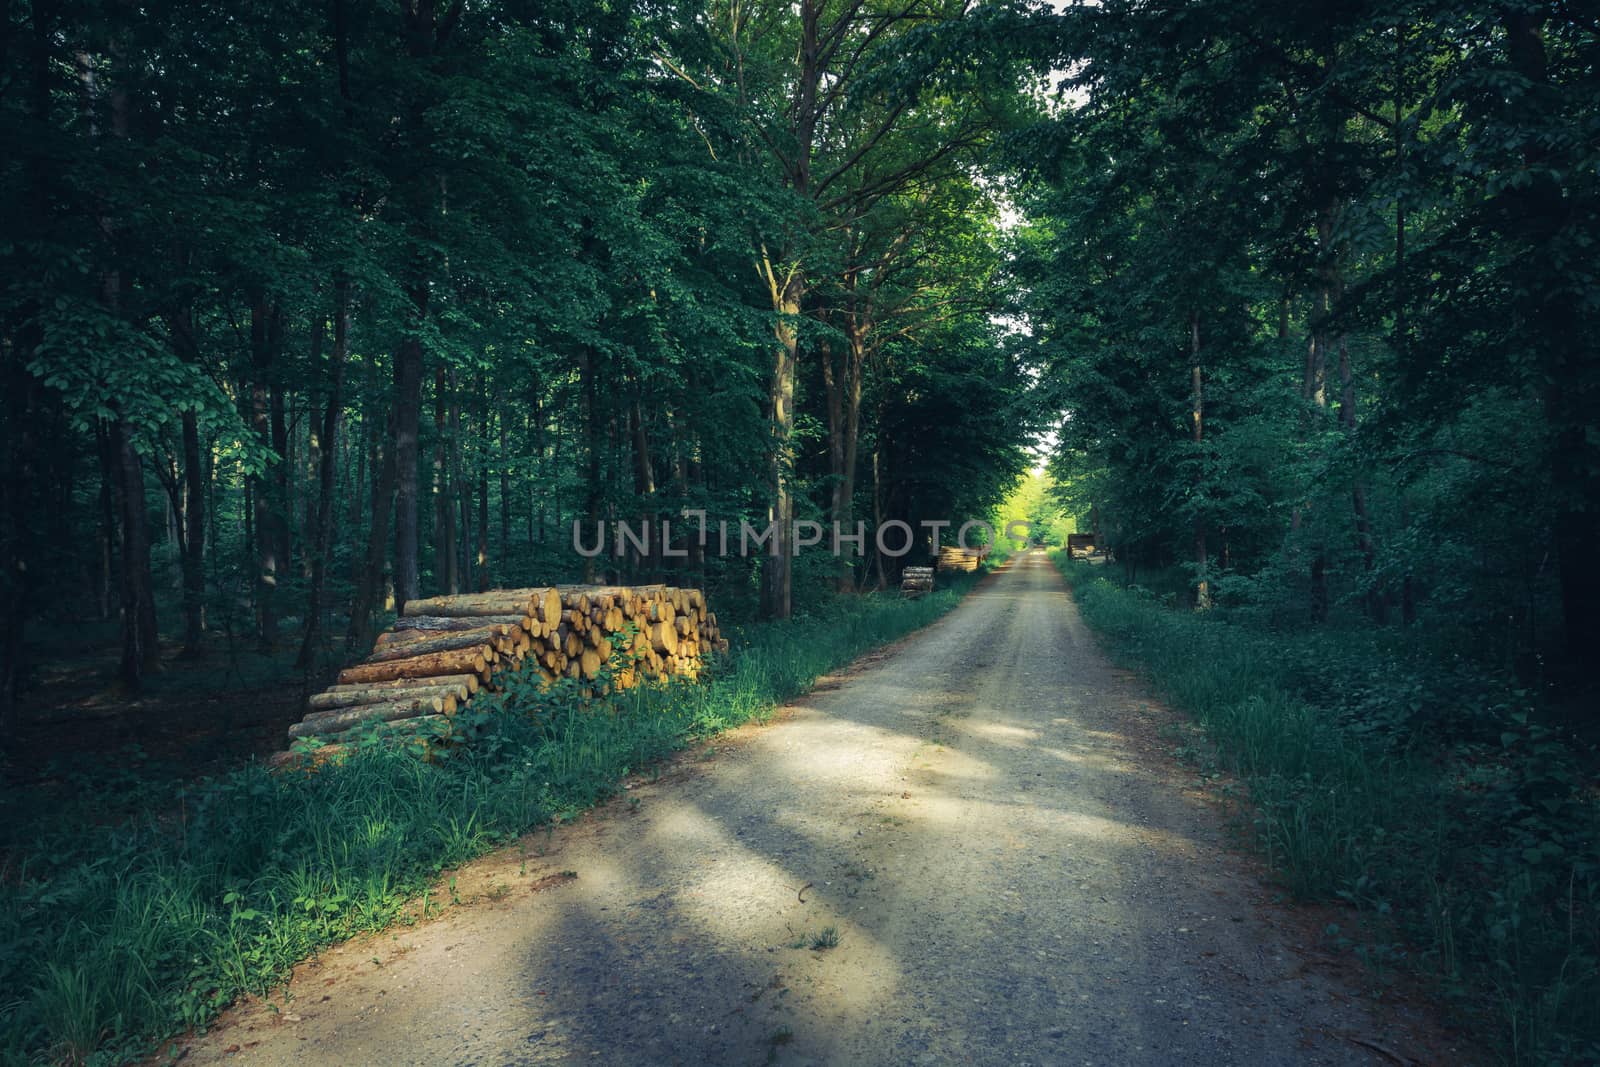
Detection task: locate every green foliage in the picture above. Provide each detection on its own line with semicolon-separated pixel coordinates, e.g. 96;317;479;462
0;576;977;1064
1014;0;1600;658
990;470;1073;558
1055;553;1599;1063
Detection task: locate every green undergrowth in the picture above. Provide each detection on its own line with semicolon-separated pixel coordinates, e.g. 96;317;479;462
0;574;979;1066
1052;552;1598;1065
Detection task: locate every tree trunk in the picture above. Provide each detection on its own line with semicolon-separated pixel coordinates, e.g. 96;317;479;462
165;308;209;656
579;347;601;583
1337;334;1382;621
762;268;800;620
449;371;466;590
393;308;425;613
249;293;281;648
299;278;348;669
348;401;398;652
630;394;655;574
476;394;490;592
432;364;455;594
1190;311;1211;610
1306;208;1336;623
112;419;159;687
179;408;206;652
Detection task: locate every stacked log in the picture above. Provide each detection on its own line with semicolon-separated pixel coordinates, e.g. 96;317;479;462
935;545;987;573
901;566;935;597
278;584;729;753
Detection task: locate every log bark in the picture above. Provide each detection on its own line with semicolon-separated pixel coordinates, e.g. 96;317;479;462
393;613;526;632
402;589;546;617
290;697;439;739
322;671;479;696
308;682;467;712
367;625;520;662
336;645;490;686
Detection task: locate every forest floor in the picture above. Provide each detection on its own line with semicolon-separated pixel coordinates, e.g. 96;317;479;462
5;637;319;786
166;552;1469;1066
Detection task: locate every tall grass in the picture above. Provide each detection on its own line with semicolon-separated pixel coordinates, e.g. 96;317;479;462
1053;553;1598;1064
0;576;977;1066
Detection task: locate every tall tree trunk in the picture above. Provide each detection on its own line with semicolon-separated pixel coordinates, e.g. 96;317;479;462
112;419;159;686
165;308;208;655
630;394;655;574
1306;208;1336;624
762;268;800;619
476;437;489;592
392;309;425;613
578;347;601;583
1190;311;1211;610
821;318;863;592
249;294;282;648
497;408;510;561
299;279;347;669
179;409;206;652
449;371;465;591
96;420;115;619
1337;334;1382;621
348;401;397;652
432;364;455;594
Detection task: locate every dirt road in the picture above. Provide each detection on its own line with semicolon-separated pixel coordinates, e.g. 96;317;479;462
180;551;1451;1066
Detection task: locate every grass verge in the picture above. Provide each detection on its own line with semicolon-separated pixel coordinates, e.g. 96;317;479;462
0;575;978;1066
1052;552;1597;1064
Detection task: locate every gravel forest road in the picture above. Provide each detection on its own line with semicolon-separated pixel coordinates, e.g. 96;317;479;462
179;551;1455;1067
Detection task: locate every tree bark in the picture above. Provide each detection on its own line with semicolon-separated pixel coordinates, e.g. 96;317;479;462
112;418;159;686
762;267;800;620
298;278;348;669
164;307;208;655
348;398;397;652
1190;311;1211;610
249;293;283;648
393;306;425;613
578;346;601;583
1337;333;1382;621
432;364;455;594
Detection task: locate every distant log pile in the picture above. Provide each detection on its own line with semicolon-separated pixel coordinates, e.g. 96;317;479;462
275;584;728;760
901;566;934;597
935;545;988;573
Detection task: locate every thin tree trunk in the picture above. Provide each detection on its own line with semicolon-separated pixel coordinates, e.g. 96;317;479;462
164;308;209;655
1337;333;1382;621
630;394;655;574
393;312;425;613
179;409;206;652
348;402;397;652
113;418;159;686
432;364;454;593
249;294;280;648
299;279;347;669
449;370;464;591
579;347;601;583
1190;311;1210;610
497;407;509;561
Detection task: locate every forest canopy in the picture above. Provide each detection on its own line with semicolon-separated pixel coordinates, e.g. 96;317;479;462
0;0;1044;714
2;0;1596;718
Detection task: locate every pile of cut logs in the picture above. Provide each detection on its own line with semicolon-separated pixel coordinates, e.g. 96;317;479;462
935;545;987;573
279;585;727;751
900;566;934;597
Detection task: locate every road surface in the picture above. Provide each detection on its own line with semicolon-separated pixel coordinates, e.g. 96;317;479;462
179;551;1451;1066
